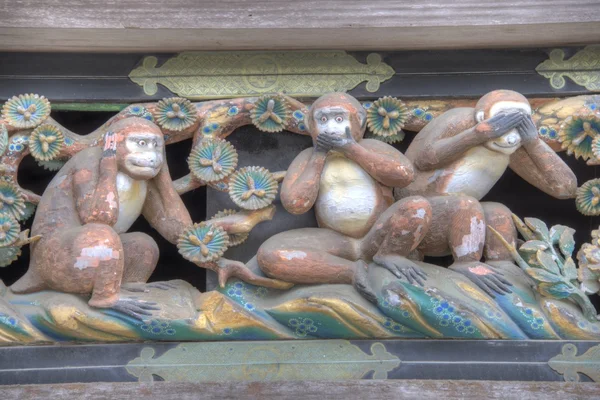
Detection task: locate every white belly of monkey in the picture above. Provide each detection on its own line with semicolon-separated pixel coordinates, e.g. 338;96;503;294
113;172;148;234
443;146;510;200
315;154;379;237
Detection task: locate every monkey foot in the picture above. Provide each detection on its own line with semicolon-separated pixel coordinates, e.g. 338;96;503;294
353;261;378;304
449;261;513;298
110;297;160;321
214;257;294;290
122;282;178;293
372;254;427;287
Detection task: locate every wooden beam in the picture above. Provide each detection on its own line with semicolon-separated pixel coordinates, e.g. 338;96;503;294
0;1;599;52
1;380;599;399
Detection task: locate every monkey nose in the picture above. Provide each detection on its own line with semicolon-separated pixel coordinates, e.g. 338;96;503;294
506;133;519;145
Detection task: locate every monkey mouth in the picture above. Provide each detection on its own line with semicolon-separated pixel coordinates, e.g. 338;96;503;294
130;159;159;169
492;142;519;149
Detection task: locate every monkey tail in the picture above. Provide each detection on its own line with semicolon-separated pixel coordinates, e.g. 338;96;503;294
10;269;47;294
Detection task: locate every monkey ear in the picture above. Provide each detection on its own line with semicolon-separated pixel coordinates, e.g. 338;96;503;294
359;108;367;131
475;110;485;123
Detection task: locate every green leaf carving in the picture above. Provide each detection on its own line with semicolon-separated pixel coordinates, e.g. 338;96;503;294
559;229;576;258
526;267;561;283
519;240;549;253
525;218;550;241
563;257;578;281
550;225;571;244
541;282;574;299
536;250;561;275
512;214;535;241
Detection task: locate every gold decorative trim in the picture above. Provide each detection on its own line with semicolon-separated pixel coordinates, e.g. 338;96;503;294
129;51;395;99
536;45;600;91
125;340;400;382
548;343;600;382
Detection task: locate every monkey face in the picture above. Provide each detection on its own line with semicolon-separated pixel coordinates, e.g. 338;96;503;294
484;130;522;155
478;102;531;155
313;106;351;138
307;93;366;142
117;132;164;180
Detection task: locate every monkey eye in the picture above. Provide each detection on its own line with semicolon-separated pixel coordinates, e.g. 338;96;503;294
138;140;146;146
320;116;327;123
335;116;343;123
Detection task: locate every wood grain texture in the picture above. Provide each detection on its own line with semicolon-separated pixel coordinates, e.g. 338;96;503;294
0;1;599;51
1;380;599;399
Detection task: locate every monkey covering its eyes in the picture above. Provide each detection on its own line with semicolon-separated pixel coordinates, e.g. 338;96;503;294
395;89;577;297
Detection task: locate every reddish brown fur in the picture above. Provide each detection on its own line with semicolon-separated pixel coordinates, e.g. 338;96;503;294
252;93;431;297
10;117;193;308
395;90;577;295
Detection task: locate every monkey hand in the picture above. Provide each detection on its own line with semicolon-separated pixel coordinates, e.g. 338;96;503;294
210;257;295;290
315;127;356;152
449;261;512;299
100;131;119;174
373;254;428;287
478;110;525;139
102;130;118;158
516;115;539;145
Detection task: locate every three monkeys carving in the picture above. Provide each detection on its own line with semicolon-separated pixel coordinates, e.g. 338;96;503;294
10;90;577;315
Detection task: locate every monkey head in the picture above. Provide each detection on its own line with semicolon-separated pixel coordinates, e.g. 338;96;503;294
111;117;165;180
475;90;532;155
306;92;367;143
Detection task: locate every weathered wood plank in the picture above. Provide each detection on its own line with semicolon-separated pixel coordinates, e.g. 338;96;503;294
0;1;599;51
1;380;599;400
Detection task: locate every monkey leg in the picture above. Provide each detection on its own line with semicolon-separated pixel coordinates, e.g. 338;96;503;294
481;201;534;288
256;227;378;302
118;232;176;292
361;196;432;259
68;225;158;319
257;228;360;285
448;195;486;263
120;232;160;284
359;196;432;286
69;223;125;308
418;195;513;298
13;223;124;306
482;202;518;262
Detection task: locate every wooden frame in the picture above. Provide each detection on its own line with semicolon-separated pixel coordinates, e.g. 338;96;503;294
1;1;600;52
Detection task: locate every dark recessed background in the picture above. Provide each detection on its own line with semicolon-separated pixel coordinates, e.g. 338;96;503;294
1;110;598;309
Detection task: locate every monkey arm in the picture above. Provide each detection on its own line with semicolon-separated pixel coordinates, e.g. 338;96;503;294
142;162;193;244
73;148;119;226
413;125;488;171
343;139;415;188
412;109;525;171
280;147;327;215
509;141;578;199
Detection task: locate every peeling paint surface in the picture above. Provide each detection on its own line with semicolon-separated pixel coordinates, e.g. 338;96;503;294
454;216;485;258
280;250;307;261
413;208;426;219
468;264;494;276
74;245;119;270
106;191;117;209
